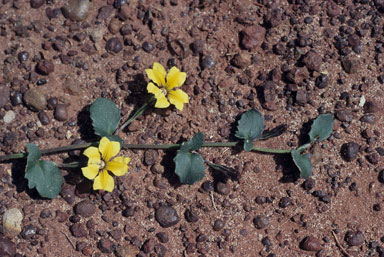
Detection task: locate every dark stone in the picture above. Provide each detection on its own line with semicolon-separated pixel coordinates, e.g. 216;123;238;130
38;111;50;125
0;237;16;257
97;5;114;20
142;239;155;254
345;231;364;246
156;232;169;243
70;223;87;238
213;219;225;231
3;133;17;147
10;91;23;106
106;38;122;53
378;170;384;183
36;60;54;75
98;238;113;253
340;142;360;162
22;224;37;239
315;74;328;89
54;104;68;121
364;101;379;113
74;200;96;217
200;56;215;70
30;0;44;8
335;109;353;122
253;215;270;229
155;206;180;228
142;42;154;53
279;197;292;208
17;51;29;63
360;114;376;124
184;209;199;223
60;184;75;204
202;181;214;192
300;236;322;251
191;40;205;55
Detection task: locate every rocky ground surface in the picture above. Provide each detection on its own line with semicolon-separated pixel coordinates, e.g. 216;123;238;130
1;0;384;256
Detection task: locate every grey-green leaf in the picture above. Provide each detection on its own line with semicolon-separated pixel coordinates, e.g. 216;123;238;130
235;109;264;151
309;114;334;143
90;98;121;137
174;151;205;185
291;150;312;179
180;132;204;152
25;144;63;199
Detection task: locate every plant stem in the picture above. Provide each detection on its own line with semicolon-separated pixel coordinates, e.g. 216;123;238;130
58;162;83;168
114;98;155;135
0;141;294;162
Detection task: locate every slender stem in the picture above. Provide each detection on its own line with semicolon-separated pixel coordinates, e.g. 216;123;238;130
0;141;294;162
114;98;155;135
58;162;83;168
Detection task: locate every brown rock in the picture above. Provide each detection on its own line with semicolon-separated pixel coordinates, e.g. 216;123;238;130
241;25;266;50
301;236;322;251
303;51;322;71
231;52;251;68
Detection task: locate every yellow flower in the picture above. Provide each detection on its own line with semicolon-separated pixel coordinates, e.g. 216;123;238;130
81;137;130;192
146;62;189;111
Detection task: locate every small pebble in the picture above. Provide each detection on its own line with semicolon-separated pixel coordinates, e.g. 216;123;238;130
216;182;230;195
106;37;122;53
23;87;47;111
213;219;225;231
74;200;96;217
345;231;364;246
3;111;15;124
200;56;216;70
0;237;16;257
155;206;180;228
36;60;54;75
54;104;68;121
10;91;23;106
301;236;322;251
340;142;360;162
2;208;23;237
253;215;270;229
62;0;90;21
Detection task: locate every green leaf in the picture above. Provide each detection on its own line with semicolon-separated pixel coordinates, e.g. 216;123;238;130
25;144;63;199
291;150;312;179
235;109;265;151
174;151;205;184
309;114;334;143
180;132;204;152
90;98;121;137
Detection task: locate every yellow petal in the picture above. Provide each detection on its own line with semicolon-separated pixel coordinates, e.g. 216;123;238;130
83;147;100;161
81;164;99;180
99;137;120;162
106;157;130;176
168;89;189;111
153;62;166;77
146;62;166;86
93;170;114;192
154;95;170;108
147;83;164;98
166;67;186;90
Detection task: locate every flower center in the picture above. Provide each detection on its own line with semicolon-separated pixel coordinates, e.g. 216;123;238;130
99;160;106;170
161;88;167;96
